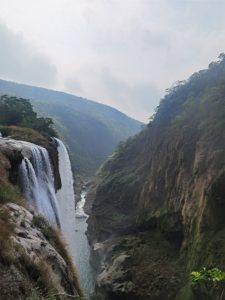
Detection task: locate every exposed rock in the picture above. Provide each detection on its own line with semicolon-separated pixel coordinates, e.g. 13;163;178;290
1;202;81;300
0;136;61;190
0;132;82;299
88;57;225;299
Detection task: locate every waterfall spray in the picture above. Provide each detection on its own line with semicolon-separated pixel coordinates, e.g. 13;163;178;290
54;138;95;295
55;138;76;240
19;144;61;227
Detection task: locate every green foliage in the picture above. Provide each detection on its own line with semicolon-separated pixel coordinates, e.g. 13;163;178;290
153;53;225;128
0;95;57;136
190;267;225;300
191;267;225;284
32;215;84;297
32;214;71;265
0;207;15;260
0;81;142;174
0;179;22;205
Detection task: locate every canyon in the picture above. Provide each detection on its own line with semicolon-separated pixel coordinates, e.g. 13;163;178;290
1;55;225;300
87;55;225;300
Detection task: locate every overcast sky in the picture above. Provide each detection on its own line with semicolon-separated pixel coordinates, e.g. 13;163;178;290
0;0;224;122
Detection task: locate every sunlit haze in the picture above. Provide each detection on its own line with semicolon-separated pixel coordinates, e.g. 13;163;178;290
0;0;224;122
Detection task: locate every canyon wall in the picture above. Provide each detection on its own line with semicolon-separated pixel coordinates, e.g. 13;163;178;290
88;56;225;300
0;129;83;300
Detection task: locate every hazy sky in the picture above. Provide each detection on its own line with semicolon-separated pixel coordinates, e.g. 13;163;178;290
0;0;225;122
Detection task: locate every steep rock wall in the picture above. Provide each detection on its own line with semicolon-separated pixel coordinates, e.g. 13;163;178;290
0;131;82;299
1;203;81;300
88;57;225;299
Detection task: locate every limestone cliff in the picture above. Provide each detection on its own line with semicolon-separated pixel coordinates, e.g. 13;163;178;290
87;55;225;299
0;125;61;190
0;129;83;299
1;203;82;300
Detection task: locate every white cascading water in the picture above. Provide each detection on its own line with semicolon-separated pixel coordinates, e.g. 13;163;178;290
55;138;94;297
75;189;88;218
55;138;76;240
17;137;94;296
19;144;61;227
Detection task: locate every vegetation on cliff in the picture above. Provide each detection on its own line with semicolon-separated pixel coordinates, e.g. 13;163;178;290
0;81;142;175
0;94;57;137
0;98;83;299
88;54;225;300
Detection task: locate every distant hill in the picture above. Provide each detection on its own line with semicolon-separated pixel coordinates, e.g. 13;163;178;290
0;80;143;175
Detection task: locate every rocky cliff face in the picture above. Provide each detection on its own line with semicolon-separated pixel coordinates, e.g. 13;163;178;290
87;56;225;299
0;129;82;299
0;126;61;190
1;203;81;300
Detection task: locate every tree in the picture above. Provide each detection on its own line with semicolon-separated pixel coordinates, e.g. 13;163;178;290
0;95;57;136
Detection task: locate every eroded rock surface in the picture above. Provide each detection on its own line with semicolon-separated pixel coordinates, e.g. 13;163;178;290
88;57;225;299
0;203;80;300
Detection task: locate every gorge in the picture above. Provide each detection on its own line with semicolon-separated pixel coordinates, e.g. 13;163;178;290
1;54;225;300
87;55;225;300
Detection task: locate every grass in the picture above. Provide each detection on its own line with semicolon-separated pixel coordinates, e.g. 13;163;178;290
0;126;84;298
0;211;84;300
14;237;85;300
16;247;61;299
0;125;50;147
32;214;84;297
25;287;87;300
0;207;15;258
0;178;24;205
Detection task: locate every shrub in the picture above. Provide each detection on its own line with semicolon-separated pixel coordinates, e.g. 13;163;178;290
191;267;225;299
0;179;23;205
0;207;15;263
32;215;84;297
0;95;57;137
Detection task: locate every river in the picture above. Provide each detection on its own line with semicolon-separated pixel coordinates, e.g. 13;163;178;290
74;188;95;297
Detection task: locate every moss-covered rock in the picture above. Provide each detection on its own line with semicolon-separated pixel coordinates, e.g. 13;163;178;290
88;55;225;299
0;203;83;300
0;128;82;299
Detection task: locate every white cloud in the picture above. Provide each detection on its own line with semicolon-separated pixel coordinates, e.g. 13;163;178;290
0;0;225;121
0;22;57;86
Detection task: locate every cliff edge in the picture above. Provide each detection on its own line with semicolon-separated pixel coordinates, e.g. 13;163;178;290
87;55;225;299
0;127;83;299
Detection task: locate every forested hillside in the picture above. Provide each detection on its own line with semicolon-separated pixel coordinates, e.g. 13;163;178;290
88;54;225;300
0;81;142;175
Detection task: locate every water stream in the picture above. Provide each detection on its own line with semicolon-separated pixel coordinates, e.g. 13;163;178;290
16;137;94;297
74;188;95;296
55;138;94;297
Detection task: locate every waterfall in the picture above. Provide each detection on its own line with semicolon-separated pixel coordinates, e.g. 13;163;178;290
18;137;93;295
19;144;61;227
19;137;74;230
55;138;76;242
55;138;95;296
75;189;88;218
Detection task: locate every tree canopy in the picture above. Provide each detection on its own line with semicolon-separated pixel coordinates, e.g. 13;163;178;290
0;95;56;136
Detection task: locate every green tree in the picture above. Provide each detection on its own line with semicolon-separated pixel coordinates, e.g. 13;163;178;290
0;95;57;136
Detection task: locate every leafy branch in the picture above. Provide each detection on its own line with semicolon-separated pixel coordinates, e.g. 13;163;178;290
191;267;225;300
